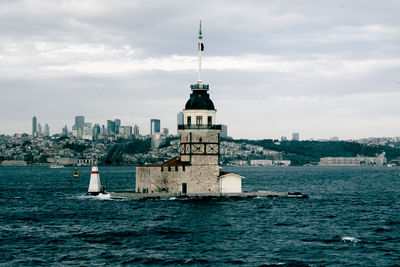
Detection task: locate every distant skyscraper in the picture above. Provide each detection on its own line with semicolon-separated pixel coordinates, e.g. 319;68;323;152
220;125;228;138
38;123;43;135
163;128;169;136
93;124;101;139
177;112;184;126
150;119;160;135
292;132;300;141
44;123;50;136
74;116;85;128
281;136;287;141
114;119;121;134
32;116;37;136
133;124;139;137
62;125;68;137
107;120;116;135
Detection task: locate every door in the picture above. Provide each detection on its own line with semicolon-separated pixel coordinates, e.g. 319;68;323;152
182;183;187;194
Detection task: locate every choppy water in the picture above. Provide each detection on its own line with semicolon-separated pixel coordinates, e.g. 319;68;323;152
1;166;399;266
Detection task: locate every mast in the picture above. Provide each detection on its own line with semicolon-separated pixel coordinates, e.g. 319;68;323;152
198;21;203;84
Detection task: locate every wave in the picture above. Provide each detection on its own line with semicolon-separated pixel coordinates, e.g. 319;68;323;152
341;236;360;243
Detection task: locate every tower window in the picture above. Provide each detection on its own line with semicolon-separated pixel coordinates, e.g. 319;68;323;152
196;116;202;125
208;116;212;125
187;116;191;126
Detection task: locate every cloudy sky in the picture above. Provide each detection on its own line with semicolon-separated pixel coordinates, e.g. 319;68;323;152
1;0;399;140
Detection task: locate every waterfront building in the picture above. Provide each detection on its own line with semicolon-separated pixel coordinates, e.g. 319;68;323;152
32;116;37;136
136;23;244;194
319;152;386;166
150;119;160;135
292;132;299;141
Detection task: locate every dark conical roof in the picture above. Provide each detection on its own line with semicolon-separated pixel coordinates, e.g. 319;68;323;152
185;89;215;110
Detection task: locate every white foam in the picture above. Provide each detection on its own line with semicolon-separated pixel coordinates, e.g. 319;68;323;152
74;193;112;200
341;236;360;243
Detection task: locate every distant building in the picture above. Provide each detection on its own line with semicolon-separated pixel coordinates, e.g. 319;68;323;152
44;123;50;136
93;124;101;139
107;120;116;136
292;132;299;141
177;112;184;127
133;124;140;137
62;125;68;137
281;136;287;141
82;123;92;140
75;116;85;128
38;123;43;136
151;132;166;149
120;126;133;139
330;136;339;141
250;159;273;166
32;116;37;136
114;119;121;134
162;128;169;136
319;152;386;166
150;119;160;135
220;125;228;138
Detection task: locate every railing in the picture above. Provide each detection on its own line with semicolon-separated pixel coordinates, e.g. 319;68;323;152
190;83;209;90
178;124;221;130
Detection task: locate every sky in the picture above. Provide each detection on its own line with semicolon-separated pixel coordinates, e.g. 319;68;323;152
1;0;400;140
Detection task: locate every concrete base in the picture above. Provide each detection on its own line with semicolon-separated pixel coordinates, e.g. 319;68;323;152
110;190;308;200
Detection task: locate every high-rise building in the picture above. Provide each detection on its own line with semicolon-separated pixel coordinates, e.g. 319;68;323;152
38;123;43;135
292;132;300;141
74;116;85;128
162;128;169;136
92;124;101;139
44;123;50;136
133;124;139;137
62;125;68;137
82;123;93;140
150;119;160;135
107;120;116;135
114;119;121;134
177;112;184;126
281;136;287;141
32;116;37;136
220;125;228;138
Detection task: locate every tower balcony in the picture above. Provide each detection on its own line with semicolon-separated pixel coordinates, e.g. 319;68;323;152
190;83;209;90
178;124;221;130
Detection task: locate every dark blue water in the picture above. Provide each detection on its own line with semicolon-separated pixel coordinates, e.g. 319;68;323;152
1;166;399;266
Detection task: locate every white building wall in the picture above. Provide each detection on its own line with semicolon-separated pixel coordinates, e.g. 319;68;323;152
220;174;242;193
184;109;216;125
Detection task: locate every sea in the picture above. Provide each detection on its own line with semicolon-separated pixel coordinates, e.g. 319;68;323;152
0;166;399;266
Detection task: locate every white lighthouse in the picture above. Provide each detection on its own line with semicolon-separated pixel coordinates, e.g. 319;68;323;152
88;166;103;195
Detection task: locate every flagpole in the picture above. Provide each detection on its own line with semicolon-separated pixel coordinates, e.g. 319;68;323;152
198;21;203;84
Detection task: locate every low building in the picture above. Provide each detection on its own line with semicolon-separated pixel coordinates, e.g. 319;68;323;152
319;152;386;166
250;159;273;166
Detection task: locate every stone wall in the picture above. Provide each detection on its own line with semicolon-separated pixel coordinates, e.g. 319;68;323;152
136;164;220;194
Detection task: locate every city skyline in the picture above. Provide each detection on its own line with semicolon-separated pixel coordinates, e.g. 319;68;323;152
1;1;400;139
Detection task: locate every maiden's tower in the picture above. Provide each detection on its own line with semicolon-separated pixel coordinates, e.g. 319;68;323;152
135;23;244;194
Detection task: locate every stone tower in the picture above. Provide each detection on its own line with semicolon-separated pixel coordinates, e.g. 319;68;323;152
135;22;243;194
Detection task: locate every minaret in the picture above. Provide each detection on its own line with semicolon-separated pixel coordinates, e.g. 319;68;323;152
179;22;221;165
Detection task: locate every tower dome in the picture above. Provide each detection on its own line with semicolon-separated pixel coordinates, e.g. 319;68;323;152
185;89;215;110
